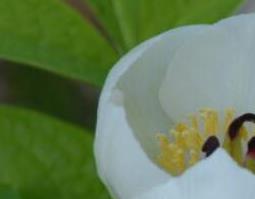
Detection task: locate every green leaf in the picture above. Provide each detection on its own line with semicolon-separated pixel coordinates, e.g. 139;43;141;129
88;0;243;50
85;0;126;54
0;0;117;86
0;106;111;199
0;185;21;199
86;0;134;52
4;62;95;128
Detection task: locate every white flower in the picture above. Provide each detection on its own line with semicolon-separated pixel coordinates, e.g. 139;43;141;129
95;14;255;199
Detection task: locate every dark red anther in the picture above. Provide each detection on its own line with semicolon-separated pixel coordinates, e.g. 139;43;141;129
228;113;255;140
202;136;220;157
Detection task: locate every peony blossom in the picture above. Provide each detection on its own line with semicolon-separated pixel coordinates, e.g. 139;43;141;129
95;14;255;199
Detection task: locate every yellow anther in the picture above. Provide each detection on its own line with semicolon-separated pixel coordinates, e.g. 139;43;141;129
224;108;235;133
172;123;190;150
171;145;185;175
157;134;173;173
175;123;187;132
190;115;199;131
200;108;219;136
157;133;170;152
189;149;200;166
157;134;185;176
171;129;186;149
223;109;236;153
157;107;255;176
183;129;203;151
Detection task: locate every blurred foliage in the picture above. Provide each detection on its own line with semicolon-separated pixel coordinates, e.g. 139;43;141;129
0;0;245;198
0;185;21;199
0;106;110;199
0;0;243;86
0;0;117;86
87;0;243;50
2;62;98;129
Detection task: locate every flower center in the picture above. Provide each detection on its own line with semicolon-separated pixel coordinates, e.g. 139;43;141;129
157;108;255;176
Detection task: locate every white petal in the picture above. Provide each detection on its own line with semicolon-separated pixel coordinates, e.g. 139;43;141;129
95;36;170;199
95;25;208;198
159;14;255;123
112;25;208;158
135;149;255;199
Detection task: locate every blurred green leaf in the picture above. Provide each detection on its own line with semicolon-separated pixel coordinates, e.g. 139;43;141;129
0;106;111;199
0;185;21;199
0;0;117;86
88;0;243;50
4;62;94;128
85;0;126;53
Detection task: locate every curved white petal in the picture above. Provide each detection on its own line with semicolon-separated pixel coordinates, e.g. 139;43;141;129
160;14;255;123
95;25;208;198
95;36;170;199
134;149;255;199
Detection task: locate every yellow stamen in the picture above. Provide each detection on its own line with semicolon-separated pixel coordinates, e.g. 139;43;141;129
200;108;219;136
189;149;200;166
190;115;199;131
223;109;236;156
171;130;185;148
157;108;255;176
157;134;185;176
224;108;235;132
175;123;188;132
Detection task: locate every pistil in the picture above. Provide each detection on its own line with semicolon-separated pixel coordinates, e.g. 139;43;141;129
228;113;255;140
245;137;255;173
